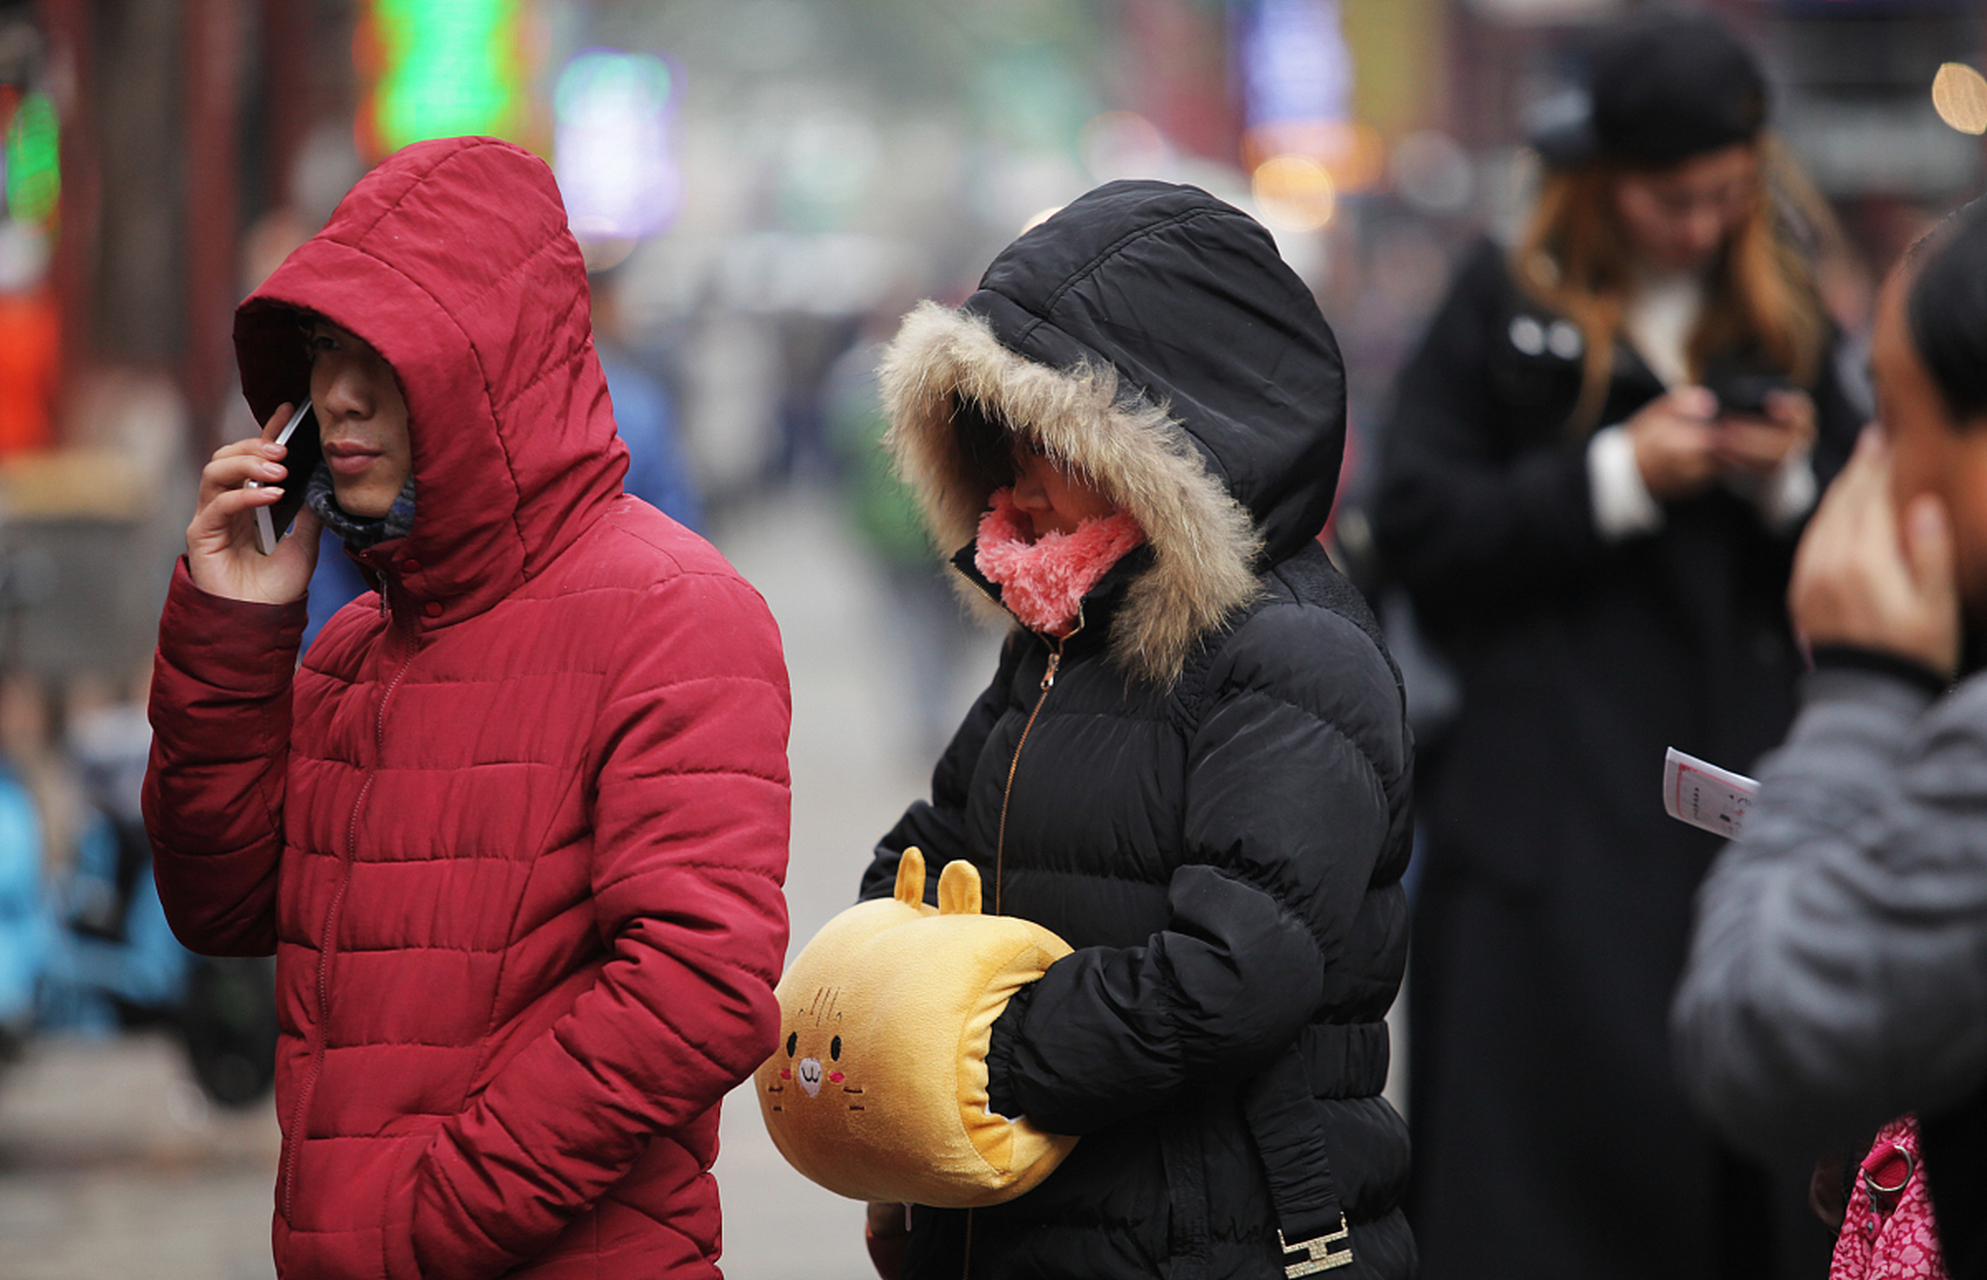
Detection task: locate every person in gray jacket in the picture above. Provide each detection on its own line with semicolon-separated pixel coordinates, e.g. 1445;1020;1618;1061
1672;199;1987;1275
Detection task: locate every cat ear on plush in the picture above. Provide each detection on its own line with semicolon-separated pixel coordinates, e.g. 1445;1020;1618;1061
894;847;927;906
938;859;981;916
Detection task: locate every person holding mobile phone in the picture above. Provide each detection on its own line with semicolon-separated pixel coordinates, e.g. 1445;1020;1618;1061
1369;13;1866;1280
144;137;793;1280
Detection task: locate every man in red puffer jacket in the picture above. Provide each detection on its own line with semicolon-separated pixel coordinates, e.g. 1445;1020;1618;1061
143;136;792;1279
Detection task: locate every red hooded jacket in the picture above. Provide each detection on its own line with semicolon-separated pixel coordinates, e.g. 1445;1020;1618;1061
143;137;792;1279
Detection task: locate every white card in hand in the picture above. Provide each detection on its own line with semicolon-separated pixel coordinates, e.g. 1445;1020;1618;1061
1663;747;1758;840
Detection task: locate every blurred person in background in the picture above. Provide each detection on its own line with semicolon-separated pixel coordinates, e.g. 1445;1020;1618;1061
1372;12;1863;1279
858;180;1413;1280
0;679;43;1060
588;259;704;532
1673;198;1987;1280
823;305;985;763
143;137;791;1280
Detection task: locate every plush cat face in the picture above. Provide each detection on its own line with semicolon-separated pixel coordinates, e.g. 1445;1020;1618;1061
768;987;863;1109
754;848;1078;1208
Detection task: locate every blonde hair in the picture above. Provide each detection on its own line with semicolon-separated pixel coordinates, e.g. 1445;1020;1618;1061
1511;137;1833;436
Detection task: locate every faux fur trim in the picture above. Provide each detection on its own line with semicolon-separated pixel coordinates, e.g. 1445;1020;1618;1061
974;490;1146;638
880;300;1264;687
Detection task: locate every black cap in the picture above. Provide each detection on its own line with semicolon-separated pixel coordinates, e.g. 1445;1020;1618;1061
1531;12;1768;169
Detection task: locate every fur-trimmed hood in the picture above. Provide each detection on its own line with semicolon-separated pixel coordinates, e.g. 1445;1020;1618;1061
881;180;1347;686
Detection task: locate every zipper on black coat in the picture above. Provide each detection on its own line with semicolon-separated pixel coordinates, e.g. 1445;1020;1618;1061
993;616;1075;917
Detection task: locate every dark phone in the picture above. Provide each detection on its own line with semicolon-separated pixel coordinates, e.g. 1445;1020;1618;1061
249;400;322;554
1707;373;1794;418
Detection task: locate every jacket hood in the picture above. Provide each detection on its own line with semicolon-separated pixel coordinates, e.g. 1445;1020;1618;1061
881;180;1346;686
234;136;626;624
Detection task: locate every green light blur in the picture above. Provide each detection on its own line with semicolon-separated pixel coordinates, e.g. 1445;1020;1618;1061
5;92;58;225
553;49;671;123
372;0;521;151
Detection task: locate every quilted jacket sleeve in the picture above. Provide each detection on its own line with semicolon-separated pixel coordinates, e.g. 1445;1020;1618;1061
987;604;1408;1133
406;568;793;1277
143;557;309;957
1672;662;1987;1164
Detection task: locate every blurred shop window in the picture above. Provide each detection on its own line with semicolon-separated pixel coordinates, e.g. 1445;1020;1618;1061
0;228;57;458
359;0;527;160
0;79;61;459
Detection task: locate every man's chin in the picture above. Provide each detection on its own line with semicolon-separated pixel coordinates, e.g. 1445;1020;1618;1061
332;485;394;520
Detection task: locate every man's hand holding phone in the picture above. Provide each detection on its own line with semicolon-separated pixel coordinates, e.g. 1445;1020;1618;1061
186;401;323;604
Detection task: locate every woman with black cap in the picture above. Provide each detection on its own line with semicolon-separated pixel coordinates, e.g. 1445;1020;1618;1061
1373;12;1863;1280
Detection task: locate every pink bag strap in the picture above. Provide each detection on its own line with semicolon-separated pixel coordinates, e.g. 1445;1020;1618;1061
1828;1115;1949;1280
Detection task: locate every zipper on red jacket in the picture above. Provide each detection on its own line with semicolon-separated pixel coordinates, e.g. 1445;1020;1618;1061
991;613;1077;917
280;577;417;1220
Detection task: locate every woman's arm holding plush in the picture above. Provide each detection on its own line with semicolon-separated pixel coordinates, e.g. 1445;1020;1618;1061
986;607;1407;1132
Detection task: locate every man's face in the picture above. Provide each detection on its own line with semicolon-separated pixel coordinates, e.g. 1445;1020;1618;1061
307;320;412;520
1873;267;1987;625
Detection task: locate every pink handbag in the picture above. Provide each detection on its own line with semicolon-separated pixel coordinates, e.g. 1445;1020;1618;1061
1829;1115;1949;1280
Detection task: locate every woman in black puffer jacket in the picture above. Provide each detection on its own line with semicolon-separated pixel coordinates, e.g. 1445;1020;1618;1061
857;180;1414;1280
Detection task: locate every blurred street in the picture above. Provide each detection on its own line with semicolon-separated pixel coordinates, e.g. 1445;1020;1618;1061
0;481;991;1280
0;1033;278;1280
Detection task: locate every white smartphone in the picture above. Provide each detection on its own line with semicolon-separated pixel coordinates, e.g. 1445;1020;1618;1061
247;400;322;555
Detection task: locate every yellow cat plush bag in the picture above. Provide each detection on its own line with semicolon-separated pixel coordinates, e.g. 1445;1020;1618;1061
755;848;1078;1207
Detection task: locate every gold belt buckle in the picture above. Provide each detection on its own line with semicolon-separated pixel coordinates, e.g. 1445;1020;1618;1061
1278;1215;1353;1277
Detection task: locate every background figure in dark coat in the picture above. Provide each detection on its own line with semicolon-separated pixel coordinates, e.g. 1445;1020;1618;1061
860;180;1414;1280
1372;14;1863;1280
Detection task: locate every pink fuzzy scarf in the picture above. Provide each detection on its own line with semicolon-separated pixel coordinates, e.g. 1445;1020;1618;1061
973;488;1146;638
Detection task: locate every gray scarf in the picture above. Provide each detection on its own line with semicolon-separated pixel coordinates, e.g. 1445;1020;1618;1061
304;461;416;550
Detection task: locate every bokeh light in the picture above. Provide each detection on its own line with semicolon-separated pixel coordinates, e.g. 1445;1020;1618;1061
1077;111;1175;184
1932;62;1987;136
1020;205;1063;234
368;0;523;154
554;49;682;245
1251;154;1336;232
5;91;59;226
1391;130;1472;214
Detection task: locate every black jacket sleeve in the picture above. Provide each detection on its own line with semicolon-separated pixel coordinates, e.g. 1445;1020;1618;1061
986;604;1407;1134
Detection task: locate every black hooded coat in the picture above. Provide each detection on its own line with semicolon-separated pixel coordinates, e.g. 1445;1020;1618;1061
858;181;1414;1279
